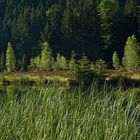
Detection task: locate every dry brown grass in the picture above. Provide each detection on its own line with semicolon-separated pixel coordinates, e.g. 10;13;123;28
104;69;140;80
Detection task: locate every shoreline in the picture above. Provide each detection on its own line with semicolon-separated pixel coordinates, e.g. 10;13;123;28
0;70;139;88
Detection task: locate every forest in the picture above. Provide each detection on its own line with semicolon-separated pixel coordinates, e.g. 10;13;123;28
0;0;140;72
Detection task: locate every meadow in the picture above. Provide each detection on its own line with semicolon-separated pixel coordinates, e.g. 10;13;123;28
0;85;139;140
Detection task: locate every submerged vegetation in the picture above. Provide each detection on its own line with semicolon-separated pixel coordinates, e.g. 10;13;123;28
0;85;139;140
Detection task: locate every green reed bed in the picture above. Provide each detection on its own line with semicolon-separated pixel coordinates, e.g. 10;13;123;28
0;85;139;140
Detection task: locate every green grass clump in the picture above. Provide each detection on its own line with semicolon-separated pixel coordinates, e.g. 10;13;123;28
0;85;139;140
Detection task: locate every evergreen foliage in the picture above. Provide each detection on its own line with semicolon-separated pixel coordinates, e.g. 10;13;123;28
17;55;25;71
98;0;118;48
74;54;93;84
0;0;140;72
6;42;16;72
122;35;140;71
94;59;107;74
40;42;53;71
55;54;68;71
112;51;120;69
69;51;77;72
28;58;35;71
0;53;5;71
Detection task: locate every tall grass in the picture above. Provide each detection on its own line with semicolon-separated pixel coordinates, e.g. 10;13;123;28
0;85;139;140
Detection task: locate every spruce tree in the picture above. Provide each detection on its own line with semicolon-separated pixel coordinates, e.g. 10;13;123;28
18;55;25;71
55;54;68;71
122;35;140;71
45;4;63;43
6;42;16;72
94;59;107;74
76;54;92;84
125;0;138;36
28;58;35;71
36;56;41;70
98;0;118;48
54;54;61;71
61;0;78;37
0;53;5;71
40;42;53;71
112;51;120;69
34;57;38;70
137;6;140;40
69;51;77;71
60;56;68;70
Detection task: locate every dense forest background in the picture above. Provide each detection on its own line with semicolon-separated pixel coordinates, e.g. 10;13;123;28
0;0;140;69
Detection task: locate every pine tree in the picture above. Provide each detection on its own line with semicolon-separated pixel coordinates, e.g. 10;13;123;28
6;42;16;72
54;54;68;71
21;55;25;71
36;56;41;70
45;4;63;43
94;59;107;74
0;53;5;71
28;58;35;71
60;56;68;70
54;54;61;71
69;51;77;71
79;0;100;59
40;42;53;71
18;55;26;71
75;54;92;84
98;0;118;48
78;55;91;73
112;51;120;69
137;5;140;41
122;35;140;71
61;0;78;37
125;0;138;39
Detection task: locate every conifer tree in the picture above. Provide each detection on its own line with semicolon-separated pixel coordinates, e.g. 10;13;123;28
18;55;25;71
28;58;35;71
0;53;5;71
61;0;78;37
6;42;16;72
98;0;118;48
75;54;92;84
54;54;61;71
122;35;140;71
55;54;67;71
112;51;120;69
94;59;107;74
34;57;38;70
36;56;41;70
137;6;140;40
125;0;138;36
30;57;35;71
21;55;25;71
40;42;53;71
69;51;77;71
60;56;68;70
45;4;63;43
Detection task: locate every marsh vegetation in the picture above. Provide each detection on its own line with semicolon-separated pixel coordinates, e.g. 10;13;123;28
0;85;139;140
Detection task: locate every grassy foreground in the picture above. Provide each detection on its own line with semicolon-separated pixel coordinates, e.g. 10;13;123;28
0;85;139;140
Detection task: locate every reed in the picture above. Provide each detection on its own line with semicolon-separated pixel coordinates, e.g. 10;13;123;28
0;85;139;140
